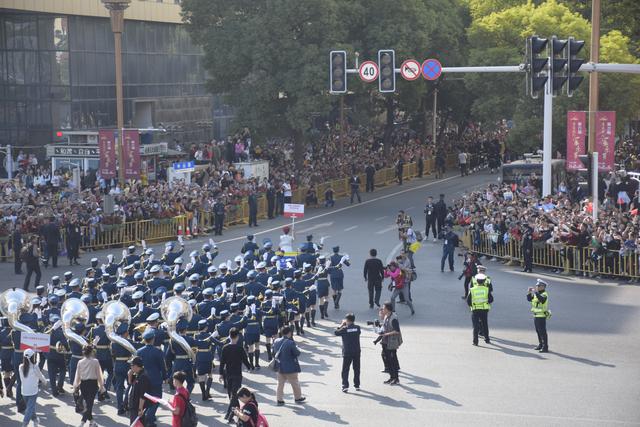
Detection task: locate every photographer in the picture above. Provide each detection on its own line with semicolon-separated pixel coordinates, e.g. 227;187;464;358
334;314;361;393
384;262;414;316
379;302;402;385
22;235;41;291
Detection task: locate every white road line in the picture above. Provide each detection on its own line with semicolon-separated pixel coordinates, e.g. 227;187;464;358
296;221;334;234
212;175;460;246
406;206;416;210
343;225;358;232
374;216;387;221
375;224;397;235
385;241;404;264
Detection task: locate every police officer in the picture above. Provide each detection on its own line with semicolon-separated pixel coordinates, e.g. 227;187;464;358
334;313;361;393
248;190;259;227
527;279;550;352
522;225;534;273
424;196;438;242
213;198;225;236
315;258;331;319
67;322;86;386
136;329;167;425
170;319;203;393
0;318;14;398
163;241;185;266
261;296;280;361
194;319;214;401
440;226;459;272
243;296;262;370
328;246;350;310
47;314;68;396
122;245;140;267
467;273;493;346
91;312;113;393
112;322;137;415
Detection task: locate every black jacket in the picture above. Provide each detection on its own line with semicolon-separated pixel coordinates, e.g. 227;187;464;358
40;222;61;245
363;258;385;284
334;324;361;356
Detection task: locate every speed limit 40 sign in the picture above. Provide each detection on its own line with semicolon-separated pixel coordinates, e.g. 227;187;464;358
358;61;379;83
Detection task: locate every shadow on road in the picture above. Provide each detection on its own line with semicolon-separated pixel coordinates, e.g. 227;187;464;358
550;352;616;368
354;388;415;409
292;403;348;424
396;383;462;407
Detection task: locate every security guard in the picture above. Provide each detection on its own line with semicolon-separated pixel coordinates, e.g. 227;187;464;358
194;319;214;401
522;225;534;273
47;314;68;396
136;329;167;426
424;196;438;241
334;313;361;392
467;273;493;346
527;279;550;353
112;322;137;415
91;312;113;392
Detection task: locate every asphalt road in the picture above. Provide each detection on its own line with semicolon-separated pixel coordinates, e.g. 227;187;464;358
2;170;639;427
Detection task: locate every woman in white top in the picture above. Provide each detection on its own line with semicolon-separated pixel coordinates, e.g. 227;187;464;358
19;348;48;427
279;226;294;253
73;345;105;427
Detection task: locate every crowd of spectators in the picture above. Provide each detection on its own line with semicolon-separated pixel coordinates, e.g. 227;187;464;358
450;169;640;281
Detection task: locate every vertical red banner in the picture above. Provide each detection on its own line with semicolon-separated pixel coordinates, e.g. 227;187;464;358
565;111;586;171
595;111;616;172
122;129;141;179
98;129;117;179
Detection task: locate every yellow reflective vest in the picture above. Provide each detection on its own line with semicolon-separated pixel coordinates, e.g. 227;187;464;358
530;291;549;318
470;285;490;310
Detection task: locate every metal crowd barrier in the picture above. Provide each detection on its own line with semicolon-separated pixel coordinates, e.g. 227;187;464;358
465;230;640;279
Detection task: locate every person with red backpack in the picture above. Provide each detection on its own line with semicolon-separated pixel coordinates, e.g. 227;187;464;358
233;387;269;427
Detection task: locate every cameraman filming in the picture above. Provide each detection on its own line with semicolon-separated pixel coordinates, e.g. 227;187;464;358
379;302;402;385
334;314;361;393
385;261;415;316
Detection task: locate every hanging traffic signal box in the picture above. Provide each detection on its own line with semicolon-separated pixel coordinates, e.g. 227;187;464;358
527;36;548;98
378;49;396;93
550;36;567;94
330;50;347;94
567;37;585;97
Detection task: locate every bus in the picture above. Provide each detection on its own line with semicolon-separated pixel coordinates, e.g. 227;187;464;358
502;158;566;191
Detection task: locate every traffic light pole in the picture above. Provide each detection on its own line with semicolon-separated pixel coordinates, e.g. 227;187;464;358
542;74;553;196
592;152;599;221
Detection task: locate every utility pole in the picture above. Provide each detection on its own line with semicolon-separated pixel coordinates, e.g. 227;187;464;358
542;72;553;196
432;88;438;146
588;0;601;153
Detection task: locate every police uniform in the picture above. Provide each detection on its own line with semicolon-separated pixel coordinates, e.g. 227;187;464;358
170;319;205;393
527;279;550;352
243;298;262;369
90;320;113;392
194;320;214;401
261;304;279;361
48;317;68;396
315;260;331;319
136;329;167;425
67;323;86;386
112;322;137;414
467;273;493;346
0;321;15;398
328;247;350;309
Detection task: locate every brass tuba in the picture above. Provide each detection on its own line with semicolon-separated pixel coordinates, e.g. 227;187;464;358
160;296;195;361
60;298;90;348
101;300;136;354
0;288;35;333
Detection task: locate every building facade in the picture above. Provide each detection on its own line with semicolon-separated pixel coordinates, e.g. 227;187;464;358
0;0;214;151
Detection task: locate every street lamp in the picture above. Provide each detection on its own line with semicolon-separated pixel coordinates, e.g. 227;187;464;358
102;0;130;186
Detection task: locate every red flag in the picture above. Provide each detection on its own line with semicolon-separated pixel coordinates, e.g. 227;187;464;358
121;129;141;179
594;111;616;172
565;111;586;171
98;130;117;179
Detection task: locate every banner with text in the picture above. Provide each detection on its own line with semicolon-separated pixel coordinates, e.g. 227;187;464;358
565;111;586;171
20;332;50;352
595;111;616;172
98;129;117;179
122;129;141;179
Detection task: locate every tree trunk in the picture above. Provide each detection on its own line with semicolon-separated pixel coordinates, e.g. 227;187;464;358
383;96;394;155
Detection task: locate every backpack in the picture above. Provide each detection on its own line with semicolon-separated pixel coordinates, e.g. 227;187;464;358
178;393;198;427
246;402;269;427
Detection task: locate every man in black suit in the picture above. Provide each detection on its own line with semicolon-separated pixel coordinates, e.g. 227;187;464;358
40;216;61;268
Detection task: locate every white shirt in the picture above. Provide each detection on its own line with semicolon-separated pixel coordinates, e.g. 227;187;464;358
279;234;294;252
458;152;467;164
283;183;292;197
405;228;417;244
19;362;47;397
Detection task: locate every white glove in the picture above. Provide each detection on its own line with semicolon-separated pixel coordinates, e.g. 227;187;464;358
221;283;227;292
320;236;326;245
190;256;196;266
141;240;147;250
138;302;144;312
185;263;193;271
325;259;331;268
286;261;292;269
210;307;216;317
35;308;41;319
210;330;219;339
178;235;184;245
244;306;251;316
148;254;154;263
251;304;256;314
120;287;126;298
308;285;317;292
117;267;123;277
107;254;114;263
101;291;108;303
267;276;273;285
206;252;212;261
209;238;215;247
121;249;127;259
271;299;278;309
47;282;53;294
161;292;167;303
173;265;179;275
164;246;170;255
93;335;101;346
51;320;62;330
340;255;348;265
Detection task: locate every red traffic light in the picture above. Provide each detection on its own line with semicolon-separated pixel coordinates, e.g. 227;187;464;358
56;131;64;137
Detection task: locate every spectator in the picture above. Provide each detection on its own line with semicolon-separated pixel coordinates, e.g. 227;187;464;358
73;345;105;427
19;348;47;427
127;356;151;427
232;387;261;427
272;326;306;406
170;371;190;427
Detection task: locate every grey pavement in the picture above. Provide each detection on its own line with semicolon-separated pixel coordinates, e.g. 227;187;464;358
2;170;640;427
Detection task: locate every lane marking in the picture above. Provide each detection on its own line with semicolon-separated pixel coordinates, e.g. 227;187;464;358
296;221;334;234
375;224;398;235
385;242;404;265
343;226;358;232
374;216;387;221
202;175;461;246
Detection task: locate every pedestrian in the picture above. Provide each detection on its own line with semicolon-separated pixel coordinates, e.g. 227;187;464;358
527;279;550;353
232;387;262;427
459;252;479;299
66;217;81;266
363;249;385;309
22;235;41;291
324;186;335;208
266;183;276;219
396;158;404;185
40;216;60;268
365;164;376;192
283;180;292;205
12;222;23;274
458;151;468;176
19;348;48;427
440;226;459;272
424;196;437;242
72;345;105;427
273;326;306;406
127;356;152;427
219;327;252;422
248;191;258;227
417;154;424;178
385;261;414;315
379;302;402;385
334;313;361;393
434;194;447;237
349;173;361;204
169;371;191;427
467;274;493;346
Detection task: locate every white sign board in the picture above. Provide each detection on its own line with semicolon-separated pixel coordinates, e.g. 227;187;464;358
284;203;305;218
20;332;50;352
400;59;421;81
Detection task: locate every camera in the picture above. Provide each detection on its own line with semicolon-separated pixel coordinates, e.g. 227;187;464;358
366;320;381;327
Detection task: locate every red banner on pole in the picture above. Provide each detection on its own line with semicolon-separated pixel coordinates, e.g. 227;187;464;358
98;129;117;179
594;111;616;172
122;129;141;179
565;111;586;171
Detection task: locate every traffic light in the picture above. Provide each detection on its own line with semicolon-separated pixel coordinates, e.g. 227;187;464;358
567;37;585;97
550;36;567;94
378;49;396;93
527;36;548;98
578;153;592;193
329;50;347;94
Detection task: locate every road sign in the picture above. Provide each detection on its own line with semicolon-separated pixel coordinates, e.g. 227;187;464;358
422;58;442;80
400;59;421;81
173;161;195;172
358;61;379;83
284;203;305;219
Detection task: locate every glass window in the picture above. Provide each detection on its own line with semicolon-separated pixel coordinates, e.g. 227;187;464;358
6;16;38;50
38;17;68;50
51;102;71;129
0;52;6;84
